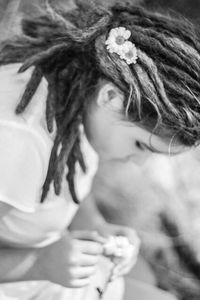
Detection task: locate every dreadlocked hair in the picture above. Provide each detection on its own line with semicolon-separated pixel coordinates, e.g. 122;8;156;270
0;1;200;203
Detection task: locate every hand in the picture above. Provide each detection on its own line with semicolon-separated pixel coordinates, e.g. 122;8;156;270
97;222;140;280
39;230;106;288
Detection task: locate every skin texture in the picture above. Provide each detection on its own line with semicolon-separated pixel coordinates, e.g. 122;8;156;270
0;230;105;288
38;231;106;288
84;82;189;164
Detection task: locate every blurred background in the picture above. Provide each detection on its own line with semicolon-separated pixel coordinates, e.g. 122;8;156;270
1;1;200;300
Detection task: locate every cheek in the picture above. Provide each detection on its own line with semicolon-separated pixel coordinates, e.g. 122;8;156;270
84;118;109;154
105;127;134;157
87;125;133;159
105;127;153;163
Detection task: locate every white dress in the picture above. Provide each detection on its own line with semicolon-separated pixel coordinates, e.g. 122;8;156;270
0;64;124;300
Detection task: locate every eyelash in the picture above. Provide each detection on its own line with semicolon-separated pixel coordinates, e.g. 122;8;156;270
135;141;146;151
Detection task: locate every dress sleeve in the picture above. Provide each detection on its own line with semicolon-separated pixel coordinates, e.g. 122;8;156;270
0;123;46;213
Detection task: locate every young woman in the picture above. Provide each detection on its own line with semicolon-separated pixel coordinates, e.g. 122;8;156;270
0;1;199;299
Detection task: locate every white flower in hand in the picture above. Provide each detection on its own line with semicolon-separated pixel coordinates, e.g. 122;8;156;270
100;223;140;280
103;236;135;258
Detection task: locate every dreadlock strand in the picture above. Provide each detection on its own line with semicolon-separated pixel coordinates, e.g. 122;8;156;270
132;63;163;123
66;159;80;204
162;79;200;108
72;135;87;173
113;5;200;51
137;50;180;117
45;0;76;30
54;118;81;195
95;35;127;92
107;55;142;118
163;37;200;74
15;67;43;114
126;25;200;75
158;64;200;95
66;136;81;204
41;134;61;202
0;36;48;65
129;30;200;81
18;43;71;73
45;74;57;133
66;15;111;45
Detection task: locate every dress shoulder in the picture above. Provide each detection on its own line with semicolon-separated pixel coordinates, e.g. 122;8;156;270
0;122;47;212
0;64;50;212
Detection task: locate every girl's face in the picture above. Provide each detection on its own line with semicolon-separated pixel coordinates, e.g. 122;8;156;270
83;82;188;164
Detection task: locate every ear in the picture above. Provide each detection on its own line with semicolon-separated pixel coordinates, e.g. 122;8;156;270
96;83;124;112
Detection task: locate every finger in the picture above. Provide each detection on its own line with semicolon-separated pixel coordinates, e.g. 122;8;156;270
69;253;100;267
111;259;137;281
110;266;131;281
72;231;106;244
77;240;104;255
114;256;137;273
79;254;100;267
71;266;97;279
70;278;90;288
112;258;137;279
113;263;132;276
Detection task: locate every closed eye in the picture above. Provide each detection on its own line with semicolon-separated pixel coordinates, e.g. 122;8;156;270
135;141;147;151
135;140;186;156
135;141;158;153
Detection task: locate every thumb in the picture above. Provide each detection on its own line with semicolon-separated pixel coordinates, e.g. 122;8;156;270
71;230;106;244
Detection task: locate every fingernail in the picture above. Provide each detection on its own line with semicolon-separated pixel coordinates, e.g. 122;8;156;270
93;232;107;243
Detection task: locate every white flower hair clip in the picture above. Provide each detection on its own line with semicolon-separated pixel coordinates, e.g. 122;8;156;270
105;27;138;65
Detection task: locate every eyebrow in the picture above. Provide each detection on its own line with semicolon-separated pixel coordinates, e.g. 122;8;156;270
143;143;165;154
141;142;182;156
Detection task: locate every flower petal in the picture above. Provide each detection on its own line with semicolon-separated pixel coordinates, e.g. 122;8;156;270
105;27;137;65
124;30;131;40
